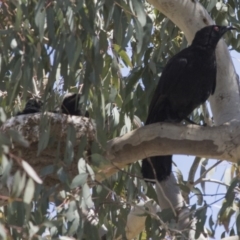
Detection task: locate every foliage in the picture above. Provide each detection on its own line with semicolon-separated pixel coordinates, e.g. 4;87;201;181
0;0;240;239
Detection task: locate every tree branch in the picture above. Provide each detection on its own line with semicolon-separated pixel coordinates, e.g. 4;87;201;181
1;114;240;184
102;120;240;181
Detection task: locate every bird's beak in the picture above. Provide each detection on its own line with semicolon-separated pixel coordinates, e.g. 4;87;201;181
226;26;237;31
220;26;236;36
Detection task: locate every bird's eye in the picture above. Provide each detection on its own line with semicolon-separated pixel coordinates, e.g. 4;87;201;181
214;26;219;31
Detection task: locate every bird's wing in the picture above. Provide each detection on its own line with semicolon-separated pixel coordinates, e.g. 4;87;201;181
211;60;216;94
146;52;189;124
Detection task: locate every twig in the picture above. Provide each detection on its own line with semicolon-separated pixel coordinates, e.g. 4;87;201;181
194;160;222;185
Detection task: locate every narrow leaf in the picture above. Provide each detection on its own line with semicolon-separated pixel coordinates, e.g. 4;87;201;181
21;160;43;184
23;178;35;204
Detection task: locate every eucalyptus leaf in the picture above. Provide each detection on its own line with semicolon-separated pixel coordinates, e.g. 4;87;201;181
70;173;88;189
21;159;43;184
112;107;120;126
11;171;26;198
8;129;29;147
113;44;133;68
82;183;94;209
78;158;87;174
23;178;35;204
192;187;203;205
1;156;12;185
0;224;6;239
35;0;46;41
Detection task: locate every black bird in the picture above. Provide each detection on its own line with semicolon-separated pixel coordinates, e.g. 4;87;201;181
61;93;89;117
17;98;42;115
142;25;235;182
17;93;89;117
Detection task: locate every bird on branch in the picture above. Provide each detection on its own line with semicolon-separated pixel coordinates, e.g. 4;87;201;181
17;93;89;117
142;25;235;182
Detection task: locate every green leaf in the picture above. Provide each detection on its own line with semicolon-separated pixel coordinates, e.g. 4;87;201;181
29;222;40;239
236;213;240;237
35;0;46;42
228;5;236;17
224;167;233;185
91;153;109;167
230;227;235;236
70;173;88;189
113;44;133;68
78;158;87;174
66;6;75;32
130;0;146;26
159;208;176;222
10;39;18;50
133;19;143;55
1;156;13;185
0;224;6;239
113;6;124;46
216;2;223;10
23;178;35;204
15;4;23;31
40;164;55;177
64;140;74;165
208;215;215;234
207;0;218;12
112;107;120;127
200;158;208;193
21;159;43;184
66;35;82;70
124;114;131;132
86;163;95;181
46;6;55;42
192;187;203;205
0;133;11;146
11;171;26;198
109;87;118;102
11;58;22;82
195;204;208;239
8;129;29;147
82;183;94;208
175;166;184;183
57;167;69;184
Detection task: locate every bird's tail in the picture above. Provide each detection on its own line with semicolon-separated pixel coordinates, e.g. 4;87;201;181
142;99;174;182
142;155;172;182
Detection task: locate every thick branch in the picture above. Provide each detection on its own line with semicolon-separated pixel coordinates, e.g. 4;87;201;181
101;120;240;181
1;114;240;183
